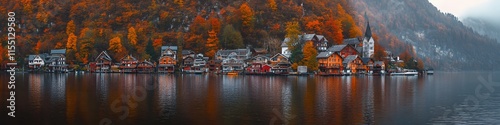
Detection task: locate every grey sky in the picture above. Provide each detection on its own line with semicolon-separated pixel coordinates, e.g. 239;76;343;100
429;0;500;23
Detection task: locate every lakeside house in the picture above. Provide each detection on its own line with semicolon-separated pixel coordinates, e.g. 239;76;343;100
343;55;363;74
161;46;178;59
47;49;68;73
361;58;375;74
245;55;272;75
158;55;176;73
192;54;208;72
281;33;329;58
137;59;156;73
28;54;46;71
327;45;359;58
269;53;291;75
373;61;386;74
207;59;222;73
216;48;252;74
89;51;113;73
317;52;343;76
119;55;138;73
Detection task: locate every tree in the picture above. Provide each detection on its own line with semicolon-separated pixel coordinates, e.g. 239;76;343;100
305;20;322;33
174;0;184;7
66;33;77;50
239;2;254;28
268;0;278;12
146;39;156;60
108;37;126;60
66;20;75;35
191;15;208;34
323;18;343;45
128;27;138;46
285;21;302;63
208;17;221;34
302;41;318;72
220;25;244;49
34;41;42;54
205;30;219;59
373;42;387;61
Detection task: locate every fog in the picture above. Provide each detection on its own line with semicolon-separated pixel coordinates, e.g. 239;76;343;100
429;0;500;25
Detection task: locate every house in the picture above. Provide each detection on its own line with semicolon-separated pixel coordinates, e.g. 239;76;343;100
215;48;252;61
161;46;178;59
327;45;359;58
137;60;156;73
192;54;208;72
90;51;113;73
361;58;375;74
270;53;291;75
181;50;196;59
47;49;68;73
221;53;246;73
207;59;222;73
342;55;363;74
373;61;386;74
28;54;46;71
317;52;343;76
119;55;138;73
158;54;176;73
251;48;268;56
245;55;272;75
182;56;194;71
281;33;329;58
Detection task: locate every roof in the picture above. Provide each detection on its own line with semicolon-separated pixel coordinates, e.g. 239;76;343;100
365;22;372;38
343;55;358;64
270;53;289;61
50;49;66;55
161;46;178;52
281;38;291;47
253;48;267;54
343;38;361;45
28;55;36;61
374;61;385;66
328;45;347;52
121;55;137;61
316;52;332;59
361;58;373;64
356;47;363;54
216;49;251;56
182;50;195;55
96;51;112;61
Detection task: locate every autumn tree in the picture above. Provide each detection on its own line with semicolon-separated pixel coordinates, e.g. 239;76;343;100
174;0;184;7
66;33;77;50
268;0;278;12
323;18;343;45
34;41;42;54
220;25;244;49
128;27;138;46
285;21;302;64
66;20;75;35
305;20;322;33
301;41;318;72
108;37;126;61
208;17;221;34
239;2;254;28
205;30;219;59
145;39;155;60
76;28;94;64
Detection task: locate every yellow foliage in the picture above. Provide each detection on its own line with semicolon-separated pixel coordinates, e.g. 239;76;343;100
127;27;138;46
205;30;219;59
239;2;254;28
66;33;77;50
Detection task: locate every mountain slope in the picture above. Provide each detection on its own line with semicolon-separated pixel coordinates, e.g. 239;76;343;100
461;17;500;43
351;0;500;70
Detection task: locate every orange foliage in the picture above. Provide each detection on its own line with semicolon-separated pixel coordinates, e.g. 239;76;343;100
208;17;221;34
305;20;323;33
239;2;254;28
153;39;163;49
66;33;77;50
323;18;343;45
35;41;42;54
268;0;278;12
127;27;138;46
205;30;219;59
66;20;75;35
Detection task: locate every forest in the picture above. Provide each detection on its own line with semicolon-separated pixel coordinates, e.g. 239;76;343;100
0;0;422;70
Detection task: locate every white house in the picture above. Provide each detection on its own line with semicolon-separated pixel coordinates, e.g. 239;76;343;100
28;55;45;70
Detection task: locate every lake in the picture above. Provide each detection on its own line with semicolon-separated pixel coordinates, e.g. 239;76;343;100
1;72;500;124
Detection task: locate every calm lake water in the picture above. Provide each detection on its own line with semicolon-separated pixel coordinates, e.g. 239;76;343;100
1;72;500;125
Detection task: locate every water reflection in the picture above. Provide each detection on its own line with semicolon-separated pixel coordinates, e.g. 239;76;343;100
6;72;500;125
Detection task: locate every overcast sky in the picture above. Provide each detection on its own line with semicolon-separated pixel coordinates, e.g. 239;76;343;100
429;0;500;23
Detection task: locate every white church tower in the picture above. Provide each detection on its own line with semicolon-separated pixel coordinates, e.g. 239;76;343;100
363;19;374;58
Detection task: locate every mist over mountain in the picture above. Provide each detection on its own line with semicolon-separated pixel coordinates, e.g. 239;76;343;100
461;17;500;43
351;0;500;70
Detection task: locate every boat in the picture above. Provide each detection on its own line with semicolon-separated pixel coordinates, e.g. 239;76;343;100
227;71;239;75
426;68;434;75
390;69;418;76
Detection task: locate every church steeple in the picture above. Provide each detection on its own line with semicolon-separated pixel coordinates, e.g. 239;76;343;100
364;12;372;38
365;21;372;38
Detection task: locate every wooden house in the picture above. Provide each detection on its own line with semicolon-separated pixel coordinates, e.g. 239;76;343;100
137;60;156;73
90;51;113;73
317;52;343;76
161;46;178;59
342;55;363;74
28;54;46;71
373;61;386;74
192;54;208;73
269;53;291;75
327;45;359;58
207;59;222;73
47;49;68;73
361;58;375;74
158;55;176;73
245;55;272;75
119;55;138;73
221;54;245;73
182;56;194;71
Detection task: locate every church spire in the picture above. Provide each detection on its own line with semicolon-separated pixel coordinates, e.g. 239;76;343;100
364;12;372;38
